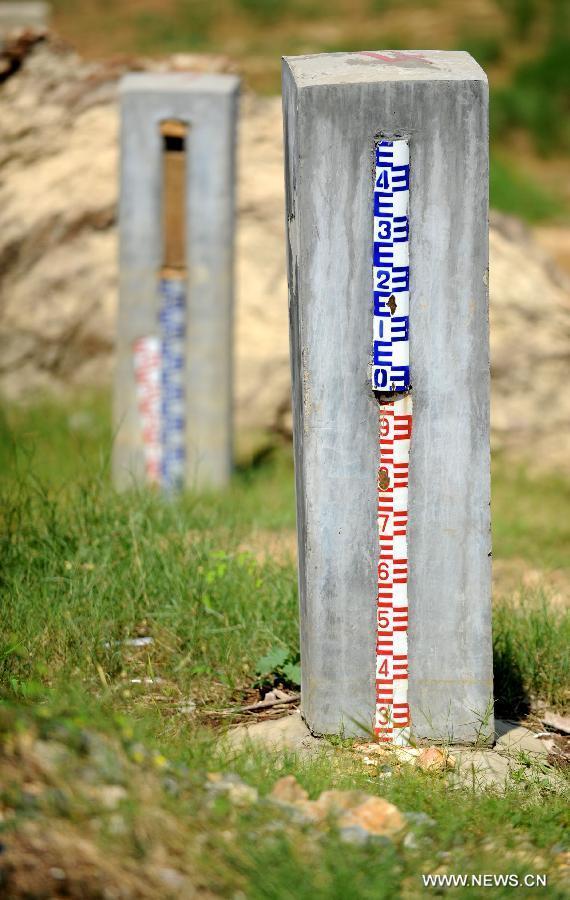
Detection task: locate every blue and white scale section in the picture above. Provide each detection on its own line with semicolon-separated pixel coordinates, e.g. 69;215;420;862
133;277;186;492
372;139;410;394
158;276;186;491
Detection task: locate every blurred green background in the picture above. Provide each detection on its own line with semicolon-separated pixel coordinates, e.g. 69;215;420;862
49;0;570;223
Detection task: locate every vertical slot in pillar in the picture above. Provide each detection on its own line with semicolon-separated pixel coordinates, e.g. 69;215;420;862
160;120;187;492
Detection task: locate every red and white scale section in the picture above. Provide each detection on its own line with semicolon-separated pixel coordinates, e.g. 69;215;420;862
375;398;411;743
133;336;162;484
372;138;412;744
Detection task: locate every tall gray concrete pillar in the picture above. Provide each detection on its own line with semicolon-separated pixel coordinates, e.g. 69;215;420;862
114;73;239;492
283;51;493;743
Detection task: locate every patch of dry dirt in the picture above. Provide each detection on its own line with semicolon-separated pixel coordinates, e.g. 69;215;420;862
236;529;297;565
533;225;570;275
0;714;216;898
492;558;570;607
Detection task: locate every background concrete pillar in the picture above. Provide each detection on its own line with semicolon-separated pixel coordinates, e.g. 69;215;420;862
283;51;493;743
0;3;49;36
114;73;239;491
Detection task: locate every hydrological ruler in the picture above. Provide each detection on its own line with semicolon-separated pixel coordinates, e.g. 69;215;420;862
133;278;186;492
133;119;187;492
373;138;411;745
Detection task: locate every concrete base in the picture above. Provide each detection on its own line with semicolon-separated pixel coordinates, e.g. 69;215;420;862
225;712;552;789
224;711;324;757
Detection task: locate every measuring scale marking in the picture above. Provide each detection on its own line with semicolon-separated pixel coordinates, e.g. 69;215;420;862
372;138;411;744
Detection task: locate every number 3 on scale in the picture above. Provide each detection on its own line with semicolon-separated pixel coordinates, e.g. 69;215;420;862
376;706;390;724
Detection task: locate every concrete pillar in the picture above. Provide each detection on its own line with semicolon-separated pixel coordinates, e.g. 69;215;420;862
283;51;492;743
0;3;49;36
114;73;239;492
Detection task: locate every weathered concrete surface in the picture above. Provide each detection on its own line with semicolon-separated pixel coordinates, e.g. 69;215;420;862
450;721;551;789
493;720;549;755
283;51;492;741
224;710;324;757
114;73;239;490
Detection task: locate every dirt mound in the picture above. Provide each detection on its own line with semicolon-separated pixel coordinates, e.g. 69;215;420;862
0;704;213;898
1;35;568;471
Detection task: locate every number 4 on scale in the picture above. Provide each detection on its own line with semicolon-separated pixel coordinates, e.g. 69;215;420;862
377;658;390;677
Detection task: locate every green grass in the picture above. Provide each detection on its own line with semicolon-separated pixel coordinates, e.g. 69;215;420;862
489;155;565;223
492;456;570;571
490;7;570;156
0;393;568;894
1;393;569;716
0;395;298;709
1;695;569;898
494;595;570;716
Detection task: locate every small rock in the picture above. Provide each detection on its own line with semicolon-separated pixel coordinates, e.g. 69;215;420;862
361;756;377;766
339;824;392;846
226;783;259;806
338;796;406;839
125;636;153;647
206;772;258;806
269;775;308;806
416;747;455;771
354;742;391;760
157;867;186;889
542;712;570;735
405;811;436;828
31;739;70;774
353;743;421;766
393;746;422;765
49;867;66;881
308;790;369;823
97;785;128;810
260;688;293;705
403;832;421;850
